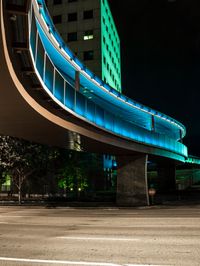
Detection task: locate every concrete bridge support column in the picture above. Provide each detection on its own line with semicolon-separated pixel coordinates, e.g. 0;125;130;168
116;154;149;206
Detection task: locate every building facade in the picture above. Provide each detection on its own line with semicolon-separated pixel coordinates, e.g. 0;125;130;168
46;0;121;92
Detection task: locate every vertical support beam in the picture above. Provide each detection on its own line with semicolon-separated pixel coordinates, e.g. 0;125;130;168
116;154;149;206
75;71;80;91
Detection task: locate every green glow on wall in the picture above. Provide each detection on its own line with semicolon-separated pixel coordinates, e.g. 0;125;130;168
2;174;11;186
101;0;121;92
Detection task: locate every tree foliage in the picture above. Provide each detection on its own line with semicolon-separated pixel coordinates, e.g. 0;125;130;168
57;151;88;193
0;135;58;203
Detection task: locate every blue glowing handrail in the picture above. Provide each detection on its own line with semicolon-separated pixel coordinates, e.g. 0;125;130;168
186;156;200;165
36;0;186;138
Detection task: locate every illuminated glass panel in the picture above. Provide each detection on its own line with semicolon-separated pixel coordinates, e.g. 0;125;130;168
65;82;75;110
54;70;64;103
75;92;85;116
36;37;45;79
104;112;114;131
95;106;104;127
44;55;54;93
83;30;94;40
86;100;95;123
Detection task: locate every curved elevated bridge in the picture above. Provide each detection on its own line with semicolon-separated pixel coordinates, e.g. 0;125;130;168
0;0;197;205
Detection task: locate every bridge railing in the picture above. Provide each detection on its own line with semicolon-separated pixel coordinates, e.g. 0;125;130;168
36;0;187;140
29;2;188;160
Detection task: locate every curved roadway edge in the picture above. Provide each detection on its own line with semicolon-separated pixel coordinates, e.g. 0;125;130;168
0;0;186;161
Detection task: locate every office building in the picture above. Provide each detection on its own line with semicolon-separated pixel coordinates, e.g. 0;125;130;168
46;0;121;92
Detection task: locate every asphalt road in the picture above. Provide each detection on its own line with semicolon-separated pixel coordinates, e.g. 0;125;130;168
0;205;200;266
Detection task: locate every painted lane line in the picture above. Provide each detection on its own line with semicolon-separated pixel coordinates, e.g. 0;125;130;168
126;264;172;266
0;215;24;218
0;257;119;265
57;236;139;241
0;257;166;266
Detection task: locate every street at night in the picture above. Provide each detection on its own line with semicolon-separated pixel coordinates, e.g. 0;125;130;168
1;0;200;265
0;206;200;266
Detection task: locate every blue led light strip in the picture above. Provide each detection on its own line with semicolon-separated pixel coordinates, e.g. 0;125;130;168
36;0;186;138
29;0;188;161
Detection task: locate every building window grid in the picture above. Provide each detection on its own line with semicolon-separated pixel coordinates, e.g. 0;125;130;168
104;26;119;65
103;38;120;86
103;10;118;40
104;31;119;75
103;3;119;42
102;3;121;91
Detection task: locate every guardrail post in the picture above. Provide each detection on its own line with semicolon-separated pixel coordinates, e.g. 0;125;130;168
151;115;155;131
75;70;80;91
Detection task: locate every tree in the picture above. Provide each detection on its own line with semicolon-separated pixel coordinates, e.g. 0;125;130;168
0;135;58;204
57;151;88;199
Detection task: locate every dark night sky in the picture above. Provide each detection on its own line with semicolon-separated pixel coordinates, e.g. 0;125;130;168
109;0;200;156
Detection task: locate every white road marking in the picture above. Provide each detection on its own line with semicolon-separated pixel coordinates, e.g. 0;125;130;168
0;215;23;218
57;236;139;241
70;224;200;228
0;257;166;266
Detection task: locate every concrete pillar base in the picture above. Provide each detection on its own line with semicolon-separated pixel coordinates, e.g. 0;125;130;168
116;154;149;206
